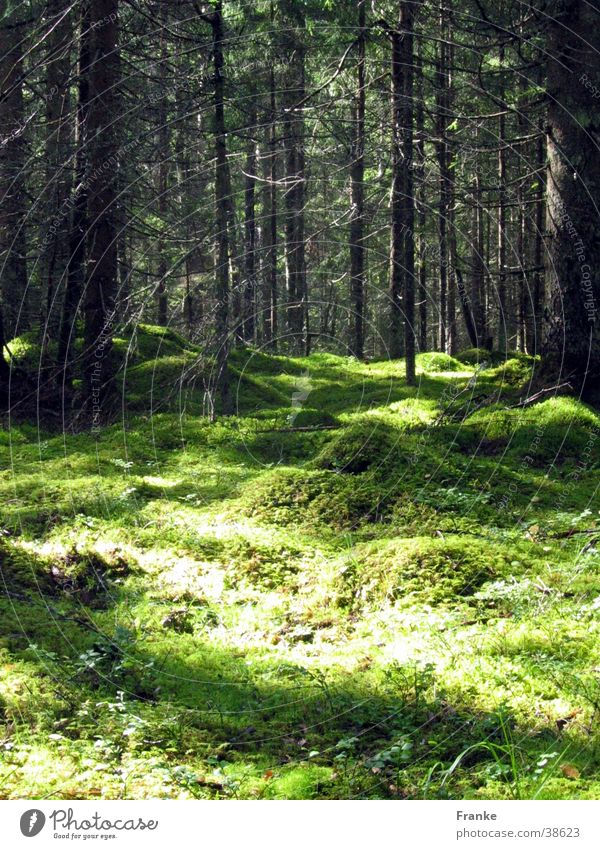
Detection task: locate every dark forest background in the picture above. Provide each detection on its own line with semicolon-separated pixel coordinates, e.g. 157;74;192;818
1;0;599;421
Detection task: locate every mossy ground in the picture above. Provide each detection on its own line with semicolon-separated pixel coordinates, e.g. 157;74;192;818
1;331;600;799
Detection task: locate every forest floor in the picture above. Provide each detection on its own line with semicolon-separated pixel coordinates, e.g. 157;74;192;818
1;326;600;799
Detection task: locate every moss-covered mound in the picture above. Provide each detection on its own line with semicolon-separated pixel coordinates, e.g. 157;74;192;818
456;348;492;365
242;467;391;527
339;535;525;606
313;421;399;474
416;352;465;373
130;323;196;361
481;356;536;387
456;348;534;367
452;397;600;463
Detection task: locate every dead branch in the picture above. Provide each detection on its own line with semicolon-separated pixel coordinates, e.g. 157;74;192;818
509;381;572;409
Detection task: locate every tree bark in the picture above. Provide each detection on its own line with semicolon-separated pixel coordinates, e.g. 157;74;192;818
415;44;427;353
243;97;257;343
497;44;508;352
0;4;29;339
0;301;9;396
435;3;450;354
400;2;419;383
211;0;232;414
262;61;278;350
470;173;487;346
281;4;307;350
349;0;366;360
388;1;420;381
40;0;72;350
543;0;600;399
155;4;170;327
58;1;91;384
82;0;120;424
531;121;545;354
389;22;404;360
445;15;456;354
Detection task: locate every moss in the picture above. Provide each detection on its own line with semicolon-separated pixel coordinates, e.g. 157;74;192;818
286;407;338;428
230;370;290;413
132;323;196;360
121;353;202;408
456;348;492;365
456;349;536;368
417;352;465;373
222;538;301;590
4;331;47;368
1;342;599;800
0;539;54;593
340;535;528;607
453;397;600;464
48;543;131;607
241;466;391;529
482;357;536;387
313;421;399;474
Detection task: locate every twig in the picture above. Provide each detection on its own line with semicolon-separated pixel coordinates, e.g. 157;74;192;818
509;381;572;409
253;424;340;434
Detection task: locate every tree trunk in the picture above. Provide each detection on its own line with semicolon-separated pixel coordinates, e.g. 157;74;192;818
400;2;419;383
243;97;257;343
349;0;366;360
470;173;486;346
531;122;545;354
389;1;420;381
282;6;307;350
445;16;457;354
389;23;404;360
155;6;169;327
517;181;527;352
40;0;72;350
497;69;508;352
0;301;10;397
415;44;427;352
435;4;450;353
58;1;91;384
449;193;477;348
82;0;120;424
211;0;232;414
262;62;278;350
543;0;600;399
0;5;29;339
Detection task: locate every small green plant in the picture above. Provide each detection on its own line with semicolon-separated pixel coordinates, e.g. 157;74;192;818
441;709;525;798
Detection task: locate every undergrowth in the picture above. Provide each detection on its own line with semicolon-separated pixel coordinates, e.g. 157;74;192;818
1;327;599;799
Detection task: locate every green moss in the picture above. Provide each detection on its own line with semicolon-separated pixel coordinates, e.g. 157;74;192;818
417;352;466;373
340;535;524;606
453;397;600;463
482;357;536;387
456;348;492;365
1;343;599;800
313;421;399;474
221;537;302;589
231;370;291;413
241;465;394;529
4;331;46;368
132;323;196;360
0;539;54;593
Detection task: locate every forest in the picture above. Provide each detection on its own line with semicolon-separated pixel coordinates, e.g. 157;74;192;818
1;0;600;801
